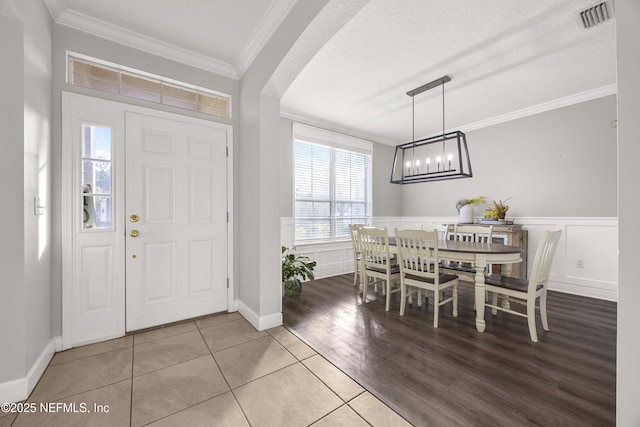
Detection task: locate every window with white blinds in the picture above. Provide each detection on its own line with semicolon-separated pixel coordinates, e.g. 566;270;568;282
293;124;372;242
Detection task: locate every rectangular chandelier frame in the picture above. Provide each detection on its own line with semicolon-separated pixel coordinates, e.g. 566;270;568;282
390;130;472;184
390;75;473;184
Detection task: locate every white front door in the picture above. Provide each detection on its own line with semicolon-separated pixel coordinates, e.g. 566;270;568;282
125;112;228;331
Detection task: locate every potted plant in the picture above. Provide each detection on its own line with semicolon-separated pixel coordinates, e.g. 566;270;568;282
483;197;512;220
282;246;317;297
456;196;485;223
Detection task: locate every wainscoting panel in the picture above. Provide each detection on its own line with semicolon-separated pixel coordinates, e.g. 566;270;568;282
280;217;618;301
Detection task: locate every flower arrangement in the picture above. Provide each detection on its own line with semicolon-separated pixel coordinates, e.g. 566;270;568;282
282;246;317;297
456;196;485;213
483;197;512;220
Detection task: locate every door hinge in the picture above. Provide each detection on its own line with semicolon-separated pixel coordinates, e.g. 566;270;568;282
226;146;229;157
227;278;229;288
227;212;229;222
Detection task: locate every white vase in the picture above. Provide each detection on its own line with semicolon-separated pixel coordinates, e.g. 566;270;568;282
458;204;474;224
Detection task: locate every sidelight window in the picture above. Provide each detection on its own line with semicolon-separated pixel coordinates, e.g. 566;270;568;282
81;124;112;230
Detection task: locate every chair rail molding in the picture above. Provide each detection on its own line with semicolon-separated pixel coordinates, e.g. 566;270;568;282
280;216;618;301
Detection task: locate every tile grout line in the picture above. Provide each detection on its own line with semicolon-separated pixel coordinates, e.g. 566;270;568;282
195;317;253;426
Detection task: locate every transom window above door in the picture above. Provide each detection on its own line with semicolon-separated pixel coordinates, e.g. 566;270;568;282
67;53;231;119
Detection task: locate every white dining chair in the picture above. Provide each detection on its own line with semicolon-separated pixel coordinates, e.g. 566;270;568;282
441;224;494;281
421;223;449;241
483;229;562;342
395;228;459;328
359;226;400;311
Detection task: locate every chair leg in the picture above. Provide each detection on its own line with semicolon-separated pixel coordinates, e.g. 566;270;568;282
353;266;358;287
361;274;368;303
527;298;538;342
433;289;440;328
491;292;498;315
452;285;458;318
385;278;391;311
399;283;407;316
540;292;549;331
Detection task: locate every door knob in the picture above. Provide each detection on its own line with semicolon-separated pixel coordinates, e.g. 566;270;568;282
130;214;139;223
130;230;139;238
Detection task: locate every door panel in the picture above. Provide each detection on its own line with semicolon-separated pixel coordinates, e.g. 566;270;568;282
125;112;227;331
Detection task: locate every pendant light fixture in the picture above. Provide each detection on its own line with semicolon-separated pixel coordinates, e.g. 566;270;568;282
390;75;473;184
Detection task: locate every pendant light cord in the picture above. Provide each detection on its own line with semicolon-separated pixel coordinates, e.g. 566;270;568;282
442;82;446;156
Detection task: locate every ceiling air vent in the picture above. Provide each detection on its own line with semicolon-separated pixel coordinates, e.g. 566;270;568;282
575;0;615;30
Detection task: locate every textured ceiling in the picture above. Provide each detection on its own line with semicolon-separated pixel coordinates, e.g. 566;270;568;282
44;0;617;145
280;0;617;144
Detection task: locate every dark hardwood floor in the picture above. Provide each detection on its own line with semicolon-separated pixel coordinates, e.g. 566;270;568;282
283;274;616;427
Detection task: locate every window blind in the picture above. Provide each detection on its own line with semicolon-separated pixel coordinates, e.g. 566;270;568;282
293;124;372;242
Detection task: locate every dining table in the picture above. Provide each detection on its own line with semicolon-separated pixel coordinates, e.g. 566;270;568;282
388;238;524;333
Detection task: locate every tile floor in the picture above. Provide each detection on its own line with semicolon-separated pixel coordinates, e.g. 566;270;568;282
1;312;410;426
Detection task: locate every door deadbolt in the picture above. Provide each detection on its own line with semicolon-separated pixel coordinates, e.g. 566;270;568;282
130;214;139;223
130;229;139;238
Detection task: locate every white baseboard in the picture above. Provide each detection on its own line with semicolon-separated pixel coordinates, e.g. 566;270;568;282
237;300;283;331
0;337;57;404
549;280;617;301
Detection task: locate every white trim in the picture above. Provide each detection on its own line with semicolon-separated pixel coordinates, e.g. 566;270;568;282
458;84;618;134
237;300;283;331
62;92;234;348
49;0;298;79
283;85;617;147
55;9;237;78
282;108;393;145
292;122;375;153
236;0;298;77
0;338;56;404
226;129;235;313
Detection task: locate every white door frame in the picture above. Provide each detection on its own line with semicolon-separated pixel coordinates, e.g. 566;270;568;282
61;92;234;349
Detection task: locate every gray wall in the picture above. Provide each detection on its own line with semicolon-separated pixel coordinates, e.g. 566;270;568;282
0;10;27;385
238;1;329;323
399;95;617;218
0;0;52;384
280;95;616;221
50;25;240;335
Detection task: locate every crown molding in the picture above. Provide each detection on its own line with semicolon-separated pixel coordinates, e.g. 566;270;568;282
43;0;69;20
458;84;617;134
53;8;238;78
48;0;298;80
236;0;298;78
282;84;618;146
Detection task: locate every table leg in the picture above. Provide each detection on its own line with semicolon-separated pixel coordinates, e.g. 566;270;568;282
500;263;512;310
474;254;487;332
